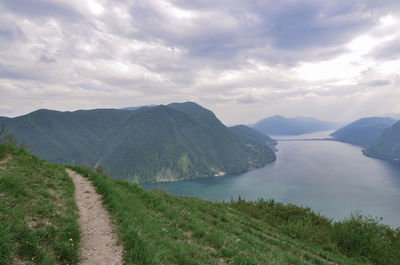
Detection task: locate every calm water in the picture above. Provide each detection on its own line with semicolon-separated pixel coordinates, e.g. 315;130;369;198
143;131;400;227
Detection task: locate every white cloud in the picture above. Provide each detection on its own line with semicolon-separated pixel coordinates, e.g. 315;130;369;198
88;0;104;16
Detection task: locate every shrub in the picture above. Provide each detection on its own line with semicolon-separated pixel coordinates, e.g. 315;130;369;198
333;212;400;264
0;144;9;159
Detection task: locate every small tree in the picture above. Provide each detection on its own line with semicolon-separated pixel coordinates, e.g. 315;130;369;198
0;125;27;149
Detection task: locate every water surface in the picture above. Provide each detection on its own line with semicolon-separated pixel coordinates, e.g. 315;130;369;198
143;131;400;227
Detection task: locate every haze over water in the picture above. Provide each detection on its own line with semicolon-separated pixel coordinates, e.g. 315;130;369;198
143;131;400;227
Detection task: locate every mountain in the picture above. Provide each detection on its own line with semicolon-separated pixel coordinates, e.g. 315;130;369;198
363;121;400;165
252;115;337;135
0;108;133;165
331;117;397;146
229;125;277;150
100;103;276;182
0;102;275;183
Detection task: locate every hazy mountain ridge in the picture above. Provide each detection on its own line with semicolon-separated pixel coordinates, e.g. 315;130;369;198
363;121;400;165
331;117;397;147
252;115;337;135
0;102;275;183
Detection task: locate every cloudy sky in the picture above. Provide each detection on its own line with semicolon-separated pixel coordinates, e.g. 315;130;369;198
0;0;400;124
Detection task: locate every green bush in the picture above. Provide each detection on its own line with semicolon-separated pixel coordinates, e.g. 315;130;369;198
333;212;400;264
0;144;8;160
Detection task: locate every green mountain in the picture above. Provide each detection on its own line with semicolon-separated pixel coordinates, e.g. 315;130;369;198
0;102;275;183
363;121;400;165
331;117;397;146
229;124;277;150
0;109;132;165
253;115;337;135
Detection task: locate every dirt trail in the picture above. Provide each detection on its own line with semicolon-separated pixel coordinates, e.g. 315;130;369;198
66;169;123;265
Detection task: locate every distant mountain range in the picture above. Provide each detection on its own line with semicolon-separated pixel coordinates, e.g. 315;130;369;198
0;102;276;183
252;115;338;136
331;117;400;165
330;117;397;147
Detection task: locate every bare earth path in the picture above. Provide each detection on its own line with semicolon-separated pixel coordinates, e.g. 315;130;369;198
66;169;123;265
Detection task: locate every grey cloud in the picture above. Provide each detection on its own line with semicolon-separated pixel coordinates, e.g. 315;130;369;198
39;54;56;63
371;38;400;60
0;0;80;18
265;2;373;50
365;79;392;87
0;21;26;42
0;65;34;80
236;95;260;104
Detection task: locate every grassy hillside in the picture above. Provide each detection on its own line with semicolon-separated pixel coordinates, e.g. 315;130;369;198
0;144;79;264
0;103;275;183
331;117;397;147
71;165;400;265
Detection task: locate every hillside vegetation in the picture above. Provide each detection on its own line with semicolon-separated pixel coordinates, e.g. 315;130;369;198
331;117;397;146
0;102;275;183
253;115;337;136
0;144;79;264
72;165;400;265
1;145;399;264
229;125;277;150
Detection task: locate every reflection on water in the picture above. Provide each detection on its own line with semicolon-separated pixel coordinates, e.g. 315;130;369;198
143;134;400;227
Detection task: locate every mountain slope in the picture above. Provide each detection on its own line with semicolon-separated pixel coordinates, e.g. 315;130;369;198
331;117;397;146
101;105;276;182
0;103;275;183
363;121;400;164
229;124;277;149
253;115;337;135
0;109;133;165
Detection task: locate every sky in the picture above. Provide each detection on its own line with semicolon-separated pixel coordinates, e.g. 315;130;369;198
0;0;400;124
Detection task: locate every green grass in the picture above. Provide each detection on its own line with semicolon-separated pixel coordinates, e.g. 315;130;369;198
228;198;400;265
70;166;383;265
0;145;80;265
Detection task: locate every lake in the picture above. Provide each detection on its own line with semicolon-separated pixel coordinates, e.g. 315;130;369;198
142;131;400;227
